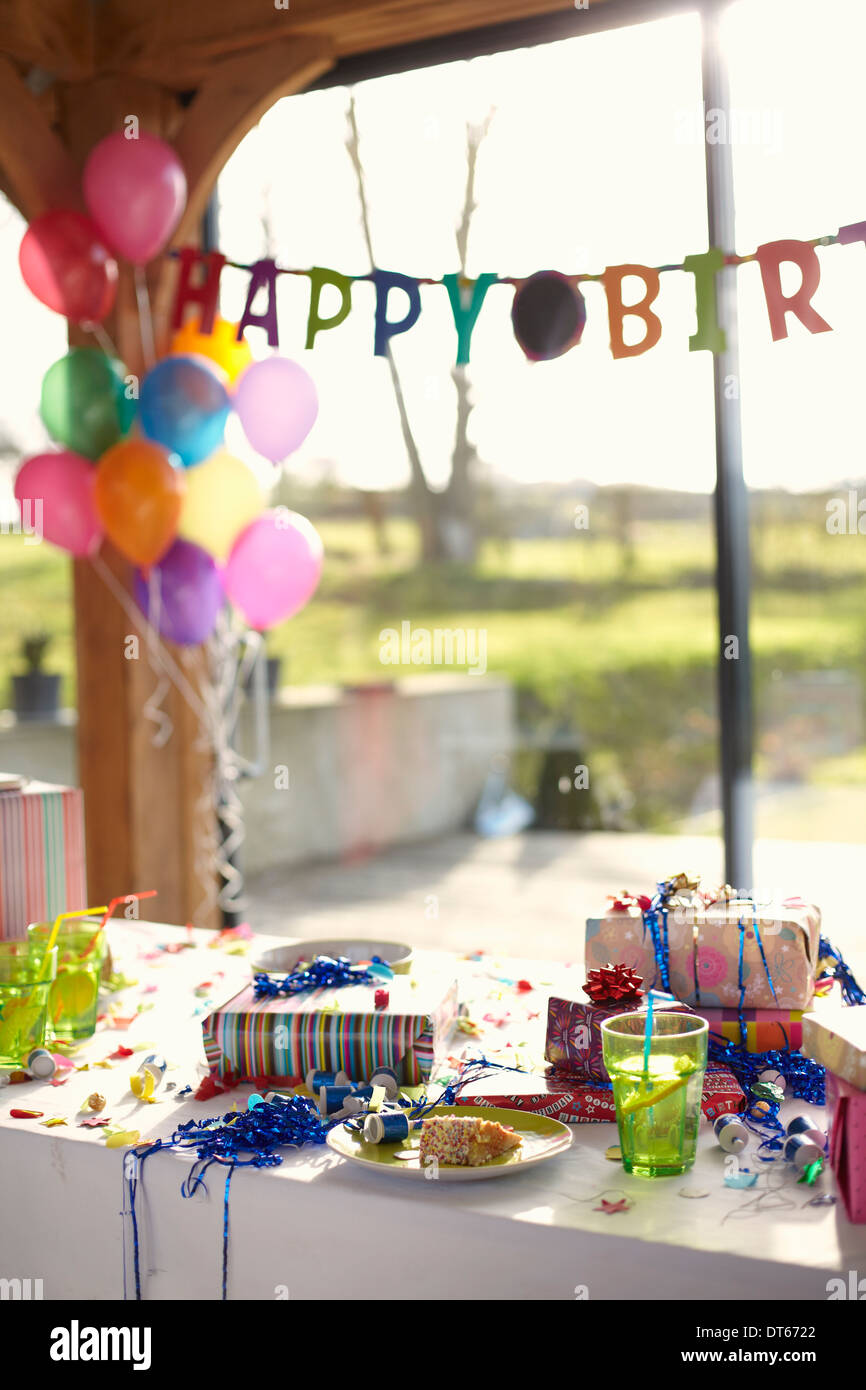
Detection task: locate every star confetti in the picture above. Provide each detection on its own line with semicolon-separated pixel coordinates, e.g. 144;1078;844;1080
79;1117;111;1128
40;1117;68;1128
595;1197;631;1214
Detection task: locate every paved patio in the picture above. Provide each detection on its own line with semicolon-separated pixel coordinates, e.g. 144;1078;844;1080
246;829;866;976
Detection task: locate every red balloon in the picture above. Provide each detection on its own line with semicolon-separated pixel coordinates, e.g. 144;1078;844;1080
18;210;118;323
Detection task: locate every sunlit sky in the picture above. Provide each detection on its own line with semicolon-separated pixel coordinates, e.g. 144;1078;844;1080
2;0;866;498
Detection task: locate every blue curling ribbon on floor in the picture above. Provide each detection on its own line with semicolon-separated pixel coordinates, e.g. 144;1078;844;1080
817;934;866;1006
253;954;385;999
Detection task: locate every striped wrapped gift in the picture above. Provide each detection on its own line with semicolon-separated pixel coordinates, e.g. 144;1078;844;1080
0;779;87;940
202;972;458;1084
694;1005;805;1053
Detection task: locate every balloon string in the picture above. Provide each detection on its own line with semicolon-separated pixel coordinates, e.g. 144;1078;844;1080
85;320;120;359
134;266;157;370
142;568;173;749
91;552;211;725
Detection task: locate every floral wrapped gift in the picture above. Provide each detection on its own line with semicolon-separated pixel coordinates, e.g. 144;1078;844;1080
585;878;821;1010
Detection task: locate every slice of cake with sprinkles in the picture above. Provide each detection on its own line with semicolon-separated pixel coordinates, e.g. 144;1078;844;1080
419;1114;522;1167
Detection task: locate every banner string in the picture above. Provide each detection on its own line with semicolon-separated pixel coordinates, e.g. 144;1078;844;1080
168;230;844;289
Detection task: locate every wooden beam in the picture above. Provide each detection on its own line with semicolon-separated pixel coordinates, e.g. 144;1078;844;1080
56;79;221;928
152;35;334;340
97;0;584;86
0;0;95;79
0;55;80;216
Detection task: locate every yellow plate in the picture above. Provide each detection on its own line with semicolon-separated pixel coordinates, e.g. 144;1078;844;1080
326;1104;573;1182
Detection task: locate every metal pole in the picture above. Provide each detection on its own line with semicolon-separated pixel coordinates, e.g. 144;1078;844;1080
701;1;753;890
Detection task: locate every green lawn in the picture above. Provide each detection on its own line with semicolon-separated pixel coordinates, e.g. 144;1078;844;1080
2;510;865;829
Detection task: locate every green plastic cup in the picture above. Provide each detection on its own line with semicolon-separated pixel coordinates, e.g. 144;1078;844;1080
0;941;57;1067
601;1011;708;1177
28;918;106;1041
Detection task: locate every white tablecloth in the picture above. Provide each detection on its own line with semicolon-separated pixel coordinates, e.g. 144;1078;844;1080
1;922;863;1300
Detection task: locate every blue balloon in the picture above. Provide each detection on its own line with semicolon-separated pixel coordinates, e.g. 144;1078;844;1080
139;355;229;467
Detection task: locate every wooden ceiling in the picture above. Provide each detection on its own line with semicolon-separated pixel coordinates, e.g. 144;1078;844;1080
0;0;615;89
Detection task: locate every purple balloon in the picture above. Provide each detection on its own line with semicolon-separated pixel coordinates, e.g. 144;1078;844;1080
134;538;223;646
234;356;318;463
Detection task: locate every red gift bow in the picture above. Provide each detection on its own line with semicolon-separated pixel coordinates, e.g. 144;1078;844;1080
607;892;652;913
583;962;644;1004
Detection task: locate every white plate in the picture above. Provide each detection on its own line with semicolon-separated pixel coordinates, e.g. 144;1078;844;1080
326;1105;573;1181
251;937;413;976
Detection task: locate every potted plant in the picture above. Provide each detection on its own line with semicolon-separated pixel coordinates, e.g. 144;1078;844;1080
11;632;61;722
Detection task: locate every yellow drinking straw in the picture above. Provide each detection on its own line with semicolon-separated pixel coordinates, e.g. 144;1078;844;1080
36;906;109;983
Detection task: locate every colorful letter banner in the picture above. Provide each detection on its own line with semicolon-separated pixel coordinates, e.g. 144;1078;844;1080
169;222;854;367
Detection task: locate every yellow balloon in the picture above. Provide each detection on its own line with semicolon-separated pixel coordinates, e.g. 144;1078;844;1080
169;316;254;385
178;450;264;562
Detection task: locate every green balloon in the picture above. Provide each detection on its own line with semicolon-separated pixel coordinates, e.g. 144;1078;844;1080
40;347;136;460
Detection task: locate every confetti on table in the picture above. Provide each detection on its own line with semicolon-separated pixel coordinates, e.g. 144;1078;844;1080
104;1129;140;1148
49;1077;70;1087
515;979;533;993
595;1197;631;1214
604;1145;622;1162
79;1117;111;1128
107;1046;134;1060
9;1109;43;1119
724;1170;758;1189
40;1117;67;1128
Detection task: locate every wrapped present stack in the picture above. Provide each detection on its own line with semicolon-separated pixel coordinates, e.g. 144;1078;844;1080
542;960;745;1122
0;777;87;940
803;1006;866;1223
585;875;823;1050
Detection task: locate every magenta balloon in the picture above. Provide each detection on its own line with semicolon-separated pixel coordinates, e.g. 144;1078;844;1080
234;357;319;463
133;539;223;646
223;510;323;630
83;132;187;265
13;451;103;557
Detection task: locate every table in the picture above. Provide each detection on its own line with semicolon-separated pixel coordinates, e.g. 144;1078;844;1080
2;921;863;1301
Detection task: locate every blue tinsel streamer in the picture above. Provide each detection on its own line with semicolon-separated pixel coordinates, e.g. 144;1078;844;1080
817;934;866;1005
708;1036;826;1106
253;954;384;1000
128;1093;337;1300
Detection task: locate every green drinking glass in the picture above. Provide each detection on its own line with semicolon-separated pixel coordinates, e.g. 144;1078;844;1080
28;918;107;1041
601;1010;708;1178
0;940;57;1067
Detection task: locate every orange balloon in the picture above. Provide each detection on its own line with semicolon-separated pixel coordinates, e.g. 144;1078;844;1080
169;316;254;385
94;439;185;568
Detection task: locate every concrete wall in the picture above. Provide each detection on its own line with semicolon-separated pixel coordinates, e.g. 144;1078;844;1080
0;675;515;873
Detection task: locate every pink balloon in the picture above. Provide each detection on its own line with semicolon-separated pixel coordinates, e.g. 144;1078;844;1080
14;451;103;557
83;132;187;265
223;510;323;630
234;357;318;463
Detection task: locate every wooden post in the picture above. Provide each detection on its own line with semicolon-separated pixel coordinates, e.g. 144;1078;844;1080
0;28;333;925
